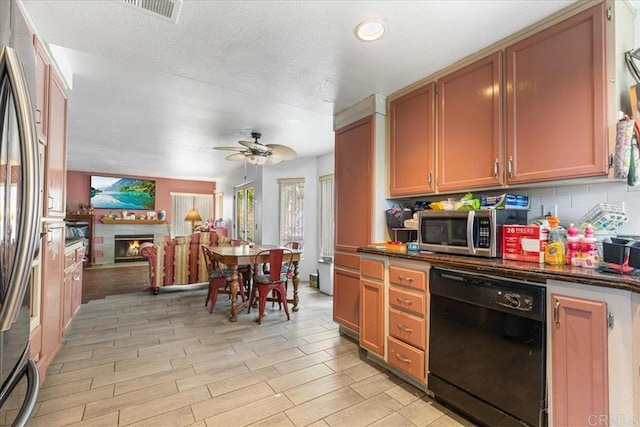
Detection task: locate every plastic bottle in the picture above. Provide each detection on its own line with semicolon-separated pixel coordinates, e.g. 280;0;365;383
565;223;580;266
544;216;565;265
581;224;599;268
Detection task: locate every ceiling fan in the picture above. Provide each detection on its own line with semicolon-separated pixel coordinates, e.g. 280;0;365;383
214;132;297;166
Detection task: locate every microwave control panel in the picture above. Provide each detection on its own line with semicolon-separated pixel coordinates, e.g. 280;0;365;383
477;217;491;248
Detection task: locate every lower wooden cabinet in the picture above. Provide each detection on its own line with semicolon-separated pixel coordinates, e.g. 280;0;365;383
40;221;65;367
333;266;360;332
551;293;609;426
63;244;84;333
360;278;384;355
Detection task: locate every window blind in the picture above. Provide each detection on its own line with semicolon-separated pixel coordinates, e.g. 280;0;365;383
170;192;213;238
278;178;305;247
319;174;335;258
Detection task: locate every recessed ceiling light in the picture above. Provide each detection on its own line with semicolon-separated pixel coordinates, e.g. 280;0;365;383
355;20;385;42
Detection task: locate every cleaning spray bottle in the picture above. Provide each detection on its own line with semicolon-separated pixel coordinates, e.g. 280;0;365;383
581;224;599;268
545;216;565;265
566;223;580;266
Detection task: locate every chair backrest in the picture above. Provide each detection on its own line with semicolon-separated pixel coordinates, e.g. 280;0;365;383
201;245;220;274
254;248;294;282
284;241;302;250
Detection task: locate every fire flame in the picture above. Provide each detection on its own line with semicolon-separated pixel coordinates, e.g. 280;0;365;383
126;240;140;257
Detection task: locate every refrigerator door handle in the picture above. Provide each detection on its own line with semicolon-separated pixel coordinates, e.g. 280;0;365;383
12;360;39;427
0;47;41;331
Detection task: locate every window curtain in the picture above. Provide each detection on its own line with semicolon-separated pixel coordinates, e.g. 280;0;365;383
319;174;335;258
170;192;213;238
278;178;305;247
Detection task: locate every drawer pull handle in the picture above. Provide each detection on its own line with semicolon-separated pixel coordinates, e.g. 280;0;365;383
397;275;414;282
396;297;413;305
395;353;411;364
397;324;413;333
73;274;80;281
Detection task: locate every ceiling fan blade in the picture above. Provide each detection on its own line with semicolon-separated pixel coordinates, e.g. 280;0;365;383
266;144;297;160
263;156;283;166
226;153;247;161
214;146;245;152
239;140;269;152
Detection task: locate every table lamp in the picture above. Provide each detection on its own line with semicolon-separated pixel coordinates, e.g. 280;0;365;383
184;209;202;230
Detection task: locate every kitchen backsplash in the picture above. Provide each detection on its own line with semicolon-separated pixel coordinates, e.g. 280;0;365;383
390;180;639;236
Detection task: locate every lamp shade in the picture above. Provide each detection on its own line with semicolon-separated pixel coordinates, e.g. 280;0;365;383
184;209;202;222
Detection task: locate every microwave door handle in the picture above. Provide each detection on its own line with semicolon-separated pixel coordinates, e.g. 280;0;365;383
466;210;476;255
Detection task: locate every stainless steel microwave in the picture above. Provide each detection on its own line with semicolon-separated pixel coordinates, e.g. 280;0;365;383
418;209;527;257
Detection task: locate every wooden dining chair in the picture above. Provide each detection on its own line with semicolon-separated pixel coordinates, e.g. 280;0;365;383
201;245;245;313
248;248;294;324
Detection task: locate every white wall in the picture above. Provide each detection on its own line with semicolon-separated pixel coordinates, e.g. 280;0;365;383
262;157;319;279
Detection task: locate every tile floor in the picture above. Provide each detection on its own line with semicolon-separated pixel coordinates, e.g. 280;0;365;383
29;285;474;426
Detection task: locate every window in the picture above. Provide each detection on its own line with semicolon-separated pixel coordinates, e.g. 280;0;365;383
278;178;304;247
319;174;334;258
170;193;213;237
234;184;255;241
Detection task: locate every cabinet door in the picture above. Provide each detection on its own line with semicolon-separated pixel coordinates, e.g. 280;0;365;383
389;83;436;196
333;267;360;332
438;53;503;191
62;269;72;333
72;265;83;315
35;41;49;144
45;73;67;217
551;293;608;426
335;116;373;252
506;3;607;184
41;221;64;365
360;279;384;355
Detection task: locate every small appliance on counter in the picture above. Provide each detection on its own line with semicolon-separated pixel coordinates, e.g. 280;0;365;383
601;238;640;274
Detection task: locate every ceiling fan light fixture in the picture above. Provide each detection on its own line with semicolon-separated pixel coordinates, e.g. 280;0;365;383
355;20;385;42
247;154;268;165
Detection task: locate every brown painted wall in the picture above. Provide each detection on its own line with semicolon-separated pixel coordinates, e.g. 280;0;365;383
66;170;216;223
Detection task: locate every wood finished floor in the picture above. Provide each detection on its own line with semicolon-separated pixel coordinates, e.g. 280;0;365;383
29;276;475;426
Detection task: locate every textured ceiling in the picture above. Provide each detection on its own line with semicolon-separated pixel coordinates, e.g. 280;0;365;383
20;0;578;181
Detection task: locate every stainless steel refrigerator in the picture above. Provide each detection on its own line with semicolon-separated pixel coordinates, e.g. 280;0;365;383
0;41;42;427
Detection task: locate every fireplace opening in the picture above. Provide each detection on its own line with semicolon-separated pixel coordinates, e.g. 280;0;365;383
114;234;153;263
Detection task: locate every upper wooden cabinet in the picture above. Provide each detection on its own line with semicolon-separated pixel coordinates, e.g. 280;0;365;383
335;116;373;252
438;52;503;191
389;83;436;196
35;41;50;144
45;73;67;218
505;3;607;184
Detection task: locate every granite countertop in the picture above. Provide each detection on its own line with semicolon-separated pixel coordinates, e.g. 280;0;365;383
358;247;640;294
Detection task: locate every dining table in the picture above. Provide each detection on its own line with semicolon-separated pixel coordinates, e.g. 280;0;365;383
207;245;303;321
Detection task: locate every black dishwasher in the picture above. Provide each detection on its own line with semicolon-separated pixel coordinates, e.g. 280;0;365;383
429;268;546;427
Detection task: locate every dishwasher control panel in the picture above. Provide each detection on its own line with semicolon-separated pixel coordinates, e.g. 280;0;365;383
497;290;533;311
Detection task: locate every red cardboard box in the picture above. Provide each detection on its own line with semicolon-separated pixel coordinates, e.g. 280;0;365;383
503;225;548;263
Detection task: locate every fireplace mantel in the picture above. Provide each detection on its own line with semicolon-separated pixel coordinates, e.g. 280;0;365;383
100;218;166;225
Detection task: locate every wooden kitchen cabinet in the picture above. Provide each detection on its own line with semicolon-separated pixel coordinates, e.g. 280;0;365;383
333;266;360;332
389;83;436;196
40;221;65;369
437;52;503;191
45;73;67;218
35;39;49;144
505;3;607;184
63;243;84;333
360;258;385;356
333;115;374;332
335;116;373;252
387;260;428;382
551;293;609;427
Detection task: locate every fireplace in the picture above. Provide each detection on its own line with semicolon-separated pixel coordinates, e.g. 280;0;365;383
114;234;153;263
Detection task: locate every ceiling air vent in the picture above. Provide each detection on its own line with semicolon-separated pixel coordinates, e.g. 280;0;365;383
117;0;181;23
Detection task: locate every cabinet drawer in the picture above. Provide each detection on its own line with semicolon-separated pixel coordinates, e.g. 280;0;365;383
361;259;384;280
389;287;425;316
389;266;426;291
76;247;86;263
388;308;425;350
388;336;425;381
64;251;76;269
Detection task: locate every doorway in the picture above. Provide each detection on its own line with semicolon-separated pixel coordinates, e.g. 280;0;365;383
234;183;255;241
